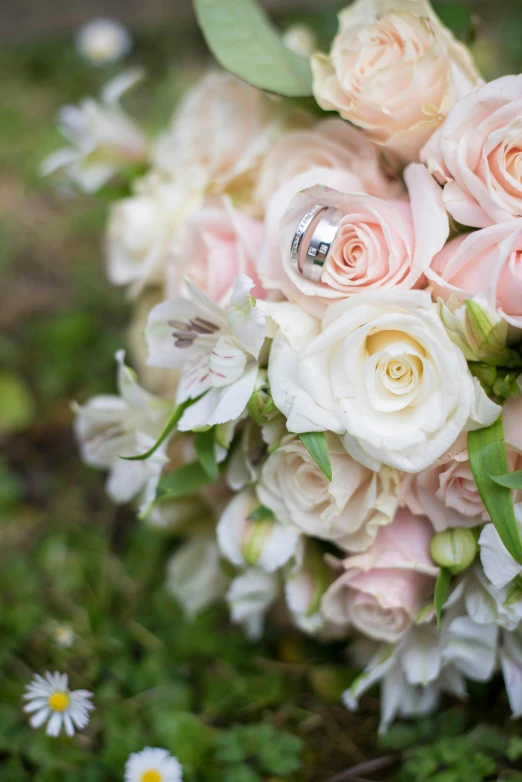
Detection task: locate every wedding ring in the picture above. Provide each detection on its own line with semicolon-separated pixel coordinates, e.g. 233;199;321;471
301;207;343;282
290;205;326;270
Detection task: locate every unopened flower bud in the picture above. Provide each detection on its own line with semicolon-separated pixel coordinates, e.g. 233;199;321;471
438;295;509;363
283;24;316;58
247;370;279;425
430;527;478;574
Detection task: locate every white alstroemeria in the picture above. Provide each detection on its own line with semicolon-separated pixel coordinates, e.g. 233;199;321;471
500;628;522;717
42;69;148;193
23;672;94;737
217;490;300;573
75;18;132;66
284;543;348;637
107;173;202;297
73;351;171;505
226;568;279;640
166;536;229;618
344;614;497;732
146;275;266;431
124;747;183;782
451;566;522;631
479;507;522;589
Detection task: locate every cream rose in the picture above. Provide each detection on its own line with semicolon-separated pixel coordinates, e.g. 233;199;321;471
422;75;522;227
322;508;438;642
257;434;399;552
403;397;522;529
429;223;522;329
254;117;399;210
107;173;200;297
259;164;448;318
268;290;500;473
311;0;480;163
165;196;264;306
154;71;281;195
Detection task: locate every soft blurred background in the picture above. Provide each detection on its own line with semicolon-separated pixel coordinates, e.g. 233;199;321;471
2;2;522;780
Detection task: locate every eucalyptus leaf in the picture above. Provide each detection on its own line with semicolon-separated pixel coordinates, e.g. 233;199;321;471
156;462;210;500
193;0;313;97
434;567;452;629
468;416;522;564
120;395;203;462
489;470;522;489
298;432;332;481
195;428;219;481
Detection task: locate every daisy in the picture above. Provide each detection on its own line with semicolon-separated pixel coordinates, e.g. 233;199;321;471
23;671;94;737
124;747;183;782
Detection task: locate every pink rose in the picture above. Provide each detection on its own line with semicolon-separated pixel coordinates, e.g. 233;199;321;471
254;117;399;210
402;398;522;530
322;508;437;642
429;222;522;329
422;75;522;228
259;163;448;317
165;196;265;306
312;0;480;163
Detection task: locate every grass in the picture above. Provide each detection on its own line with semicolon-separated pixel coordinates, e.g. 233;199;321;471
2;6;522;780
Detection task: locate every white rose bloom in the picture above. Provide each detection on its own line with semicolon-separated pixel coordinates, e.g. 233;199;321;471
166;536;229;618
154;71;282;195
42;69;148;193
217;490;300;573
107;173;201;297
268;290;499;473
73;351;171;505
479;506;522;589
226;569;279;640
146;275;266;431
257;435;399;552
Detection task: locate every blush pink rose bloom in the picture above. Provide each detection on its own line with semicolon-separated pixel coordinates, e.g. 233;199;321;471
165;196;265;306
402;397;522;530
258;163;448;317
429;222;522;329
321;508;438;643
254;117;400;211
422;75;522;228
311;0;480;163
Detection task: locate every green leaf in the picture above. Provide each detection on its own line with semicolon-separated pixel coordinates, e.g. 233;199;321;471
298;432;332;481
195;428;219;481
156;462;209;500
468;416;522;564
246;505;275;521
489;470;522;489
193;0;313;97
434;567;452;629
121;395;202;462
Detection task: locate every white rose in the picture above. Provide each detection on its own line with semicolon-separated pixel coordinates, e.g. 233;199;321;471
154;71;281;195
257;434;399;552
166;536;229;617
107;173;201;297
269;290;500;473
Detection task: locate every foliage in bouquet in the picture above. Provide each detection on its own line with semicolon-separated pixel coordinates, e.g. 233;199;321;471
42;0;522;742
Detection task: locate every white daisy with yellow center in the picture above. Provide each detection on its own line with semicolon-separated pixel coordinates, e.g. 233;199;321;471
23;671;94;737
124;747;183;782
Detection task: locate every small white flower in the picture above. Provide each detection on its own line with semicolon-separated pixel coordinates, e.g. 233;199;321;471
42;69;148;193
124;747;183;782
146;275;266;431
226;569;279;640
166;536;229;618
76;18;132;66
23;671;94;737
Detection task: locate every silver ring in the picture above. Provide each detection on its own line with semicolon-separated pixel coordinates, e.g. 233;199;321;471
290;205;326;269
301;207;343;282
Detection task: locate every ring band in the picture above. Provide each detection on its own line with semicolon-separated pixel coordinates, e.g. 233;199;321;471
301;207;343;282
290;205;326;269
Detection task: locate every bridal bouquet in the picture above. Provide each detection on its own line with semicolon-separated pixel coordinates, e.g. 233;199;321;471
46;0;522;731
